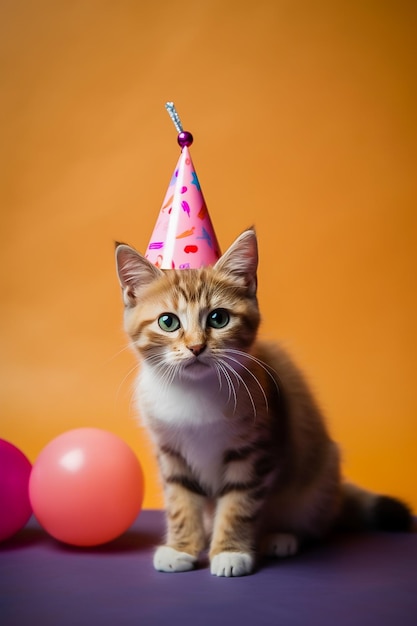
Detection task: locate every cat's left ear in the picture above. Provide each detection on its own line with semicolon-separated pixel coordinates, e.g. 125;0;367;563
214;228;258;296
115;243;163;307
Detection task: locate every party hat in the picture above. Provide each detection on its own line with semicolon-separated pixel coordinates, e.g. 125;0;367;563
144;103;221;269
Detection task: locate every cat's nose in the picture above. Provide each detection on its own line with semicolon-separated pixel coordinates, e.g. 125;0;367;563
187;343;206;357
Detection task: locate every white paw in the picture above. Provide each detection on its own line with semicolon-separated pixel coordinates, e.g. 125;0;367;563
210;551;254;577
263;533;299;558
153;545;197;573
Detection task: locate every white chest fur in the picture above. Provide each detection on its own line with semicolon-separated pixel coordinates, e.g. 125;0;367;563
135;366;235;492
136;364;231;426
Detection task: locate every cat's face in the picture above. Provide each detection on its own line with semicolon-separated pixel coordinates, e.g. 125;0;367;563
116;230;260;382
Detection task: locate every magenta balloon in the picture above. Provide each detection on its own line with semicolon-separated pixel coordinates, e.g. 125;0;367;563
0;439;32;542
29;428;144;547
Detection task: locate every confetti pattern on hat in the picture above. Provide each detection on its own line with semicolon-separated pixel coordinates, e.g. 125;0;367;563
144;103;221;269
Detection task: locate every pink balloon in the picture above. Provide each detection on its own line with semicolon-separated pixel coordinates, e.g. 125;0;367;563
29;428;144;547
0;439;32;542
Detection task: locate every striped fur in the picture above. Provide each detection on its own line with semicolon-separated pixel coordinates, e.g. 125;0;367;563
116;229;413;577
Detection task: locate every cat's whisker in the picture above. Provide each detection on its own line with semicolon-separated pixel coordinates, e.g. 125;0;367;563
166;361;182;389
215;361;237;412
143;354;180;393
224;364;238;414
156;362;177;391
214;362;230;399
104;343;133;365
115;361;141;410
218;358;257;418
177;361;190;385
222;360;257;418
168;363;180;387
225;349;281;396
221;353;269;412
145;353;167;365
214;362;223;392
145;352;174;371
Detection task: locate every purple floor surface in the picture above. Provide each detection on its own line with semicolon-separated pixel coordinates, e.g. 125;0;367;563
1;510;417;626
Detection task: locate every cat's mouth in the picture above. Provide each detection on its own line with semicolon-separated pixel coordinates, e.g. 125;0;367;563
183;355;212;374
185;356;210;368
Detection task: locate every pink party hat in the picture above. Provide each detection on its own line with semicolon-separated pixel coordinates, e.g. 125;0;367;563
144;103;221;269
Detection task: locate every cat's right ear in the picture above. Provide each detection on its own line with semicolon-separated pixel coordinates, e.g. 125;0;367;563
214;228;258;296
115;243;163;307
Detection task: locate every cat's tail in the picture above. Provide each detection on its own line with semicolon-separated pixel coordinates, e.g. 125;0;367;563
338;482;414;532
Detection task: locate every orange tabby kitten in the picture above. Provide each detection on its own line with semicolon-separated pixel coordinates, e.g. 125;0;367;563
115;229;412;577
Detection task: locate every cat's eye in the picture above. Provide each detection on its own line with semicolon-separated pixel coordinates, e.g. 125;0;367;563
158;313;181;332
207;308;230;329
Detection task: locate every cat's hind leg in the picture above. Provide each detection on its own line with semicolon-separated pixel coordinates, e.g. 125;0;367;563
261;532;299;558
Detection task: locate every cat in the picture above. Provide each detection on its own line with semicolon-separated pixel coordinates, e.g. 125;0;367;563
115;228;413;577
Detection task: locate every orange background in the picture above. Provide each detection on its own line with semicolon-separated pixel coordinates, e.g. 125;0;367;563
1;1;416;511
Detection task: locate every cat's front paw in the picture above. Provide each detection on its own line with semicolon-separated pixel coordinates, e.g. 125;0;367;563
210;551;254;577
153;545;197;573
